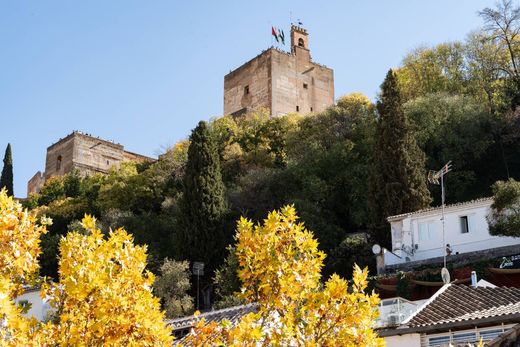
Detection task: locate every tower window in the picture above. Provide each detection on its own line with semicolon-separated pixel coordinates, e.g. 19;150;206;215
296;105;300;112
310;107;313;112
303;83;308;89
298;38;304;47
244;85;249;95
56;155;62;171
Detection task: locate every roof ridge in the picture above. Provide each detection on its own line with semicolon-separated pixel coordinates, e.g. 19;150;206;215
387;197;493;221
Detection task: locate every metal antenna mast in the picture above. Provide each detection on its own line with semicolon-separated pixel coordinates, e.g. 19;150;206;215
428;161;452;269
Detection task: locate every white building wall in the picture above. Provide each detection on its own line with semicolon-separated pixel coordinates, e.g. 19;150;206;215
385;199;520;266
384;333;421;347
15;289;48;321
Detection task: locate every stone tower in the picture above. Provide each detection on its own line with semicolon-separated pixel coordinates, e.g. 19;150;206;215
27;131;154;195
224;25;334;117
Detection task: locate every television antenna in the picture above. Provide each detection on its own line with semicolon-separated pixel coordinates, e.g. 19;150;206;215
428;161;452;270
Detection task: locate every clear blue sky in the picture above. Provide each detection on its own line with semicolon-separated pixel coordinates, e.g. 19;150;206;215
0;0;495;197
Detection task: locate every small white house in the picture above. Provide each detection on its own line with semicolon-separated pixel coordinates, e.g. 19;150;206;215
383;198;520;268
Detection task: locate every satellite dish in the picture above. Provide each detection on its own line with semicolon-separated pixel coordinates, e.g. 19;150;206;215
441;267;451;284
372;244;381;255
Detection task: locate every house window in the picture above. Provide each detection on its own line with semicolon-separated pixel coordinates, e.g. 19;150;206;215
452;332;476;344
56;155;62;171
460;215;475;234
418;222;435;241
428;335;450;346
244;85;249;95
296;105;299;112
303;83;308;89
107;160;110;165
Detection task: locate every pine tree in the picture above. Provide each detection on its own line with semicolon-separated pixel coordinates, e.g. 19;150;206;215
369;70;431;247
175;121;227;268
0;144;13;196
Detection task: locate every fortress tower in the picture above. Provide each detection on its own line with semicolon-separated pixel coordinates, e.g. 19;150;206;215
27;131;154;194
224;25;334;117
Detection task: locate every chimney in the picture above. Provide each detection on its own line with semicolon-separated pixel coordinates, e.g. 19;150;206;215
471;271;477;287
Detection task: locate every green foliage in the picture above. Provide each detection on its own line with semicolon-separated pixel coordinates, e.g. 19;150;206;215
396;272;411;299
175;121;228;269
0;143;13;196
153;259;194;318
369;70;432;247
488;179;520;236
404;93;499;203
213;246;245;309
326;234;375;278
38;176;65;206
63;169;82;197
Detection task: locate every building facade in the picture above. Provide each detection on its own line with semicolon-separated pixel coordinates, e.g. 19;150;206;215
382;198;520;271
27;131;154;195
380;283;520;347
224;25;334;117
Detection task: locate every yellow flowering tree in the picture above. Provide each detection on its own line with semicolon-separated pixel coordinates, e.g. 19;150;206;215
0;191;172;346
0;189;48;345
42;215;173;346
185;206;383;346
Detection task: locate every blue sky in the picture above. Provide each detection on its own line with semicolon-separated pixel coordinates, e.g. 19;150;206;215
0;0;495;197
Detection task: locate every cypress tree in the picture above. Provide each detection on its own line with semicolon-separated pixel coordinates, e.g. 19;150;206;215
175;121;227;268
369;70;431;248
0;143;13;196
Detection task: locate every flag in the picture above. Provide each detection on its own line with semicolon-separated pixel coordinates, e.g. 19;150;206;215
279;29;285;45
272;26;279;43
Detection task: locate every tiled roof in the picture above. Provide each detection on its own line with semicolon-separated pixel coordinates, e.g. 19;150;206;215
166;304;258;331
406;284;520;328
387;197;493;221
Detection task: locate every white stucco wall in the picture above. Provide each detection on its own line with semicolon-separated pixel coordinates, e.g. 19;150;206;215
15;289;48;321
385;198;520;266
384;333;421;347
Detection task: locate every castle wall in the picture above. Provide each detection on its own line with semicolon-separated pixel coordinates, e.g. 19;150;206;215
27;171;45;195
224;50;272;117
44;134;76;180
71;133;125;175
29;132;155;195
123;150;155;163
271;49;333;116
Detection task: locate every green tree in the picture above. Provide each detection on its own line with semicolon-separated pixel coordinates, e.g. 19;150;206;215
175;121;228;268
213;246;244;309
154;259;194;318
369;70;432;247
404;93;499;203
63;170;82;197
488;179;520;237
0;143;13;196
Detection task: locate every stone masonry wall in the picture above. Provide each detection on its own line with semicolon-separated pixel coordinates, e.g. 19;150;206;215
224;45;333;117
224;50;272;116
28;132;154;194
270;49;333;116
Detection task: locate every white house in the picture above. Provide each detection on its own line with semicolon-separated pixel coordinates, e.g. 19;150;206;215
379;282;520;347
383;198;520;269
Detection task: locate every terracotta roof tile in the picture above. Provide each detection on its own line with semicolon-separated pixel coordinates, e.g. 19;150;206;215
166;303;258;330
407;284;520;328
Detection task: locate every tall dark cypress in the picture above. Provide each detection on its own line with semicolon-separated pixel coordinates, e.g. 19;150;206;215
175;121;227;268
369;70;431;247
0;144;13;196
